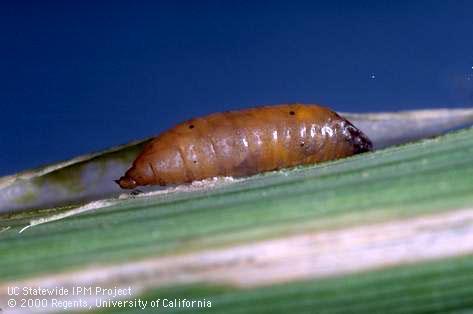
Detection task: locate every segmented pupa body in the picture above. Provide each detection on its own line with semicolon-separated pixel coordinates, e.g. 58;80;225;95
116;104;372;189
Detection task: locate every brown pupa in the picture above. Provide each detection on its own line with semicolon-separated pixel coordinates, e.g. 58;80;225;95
116;104;372;189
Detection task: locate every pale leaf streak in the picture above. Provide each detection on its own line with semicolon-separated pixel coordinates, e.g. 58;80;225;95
4;208;473;314
18;200;117;233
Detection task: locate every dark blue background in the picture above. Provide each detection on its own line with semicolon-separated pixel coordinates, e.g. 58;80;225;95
1;1;472;176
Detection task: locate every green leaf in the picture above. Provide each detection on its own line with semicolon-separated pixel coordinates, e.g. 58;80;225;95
1;127;473;314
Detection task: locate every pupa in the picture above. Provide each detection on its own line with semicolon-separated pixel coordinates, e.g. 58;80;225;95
116;104;373;189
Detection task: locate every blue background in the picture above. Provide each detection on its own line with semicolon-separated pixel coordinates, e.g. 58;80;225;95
1;1;472;176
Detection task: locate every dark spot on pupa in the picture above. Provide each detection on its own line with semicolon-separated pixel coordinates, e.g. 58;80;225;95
193;160;197;164
300;142;305;147
189;124;195;129
343;122;373;153
289;111;295;115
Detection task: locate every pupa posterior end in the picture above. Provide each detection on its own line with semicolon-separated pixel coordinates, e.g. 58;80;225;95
115;176;137;189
